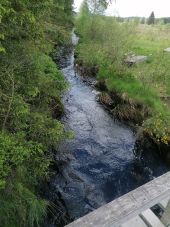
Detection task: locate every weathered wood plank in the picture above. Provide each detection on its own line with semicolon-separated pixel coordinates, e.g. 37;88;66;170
161;199;170;226
65;172;170;227
159;198;169;209
140;209;165;227
121;216;147;227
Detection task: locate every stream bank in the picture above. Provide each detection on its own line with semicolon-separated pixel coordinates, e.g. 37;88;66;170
75;54;170;162
44;33;169;227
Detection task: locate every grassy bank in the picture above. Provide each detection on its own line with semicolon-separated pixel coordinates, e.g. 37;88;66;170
75;3;170;147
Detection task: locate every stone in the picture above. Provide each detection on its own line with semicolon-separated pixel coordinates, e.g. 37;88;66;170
164;47;170;52
124;55;148;65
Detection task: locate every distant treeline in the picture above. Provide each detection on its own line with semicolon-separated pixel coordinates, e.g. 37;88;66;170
116;16;170;24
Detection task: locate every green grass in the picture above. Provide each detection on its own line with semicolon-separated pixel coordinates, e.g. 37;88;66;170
76;11;170;145
130;25;170;98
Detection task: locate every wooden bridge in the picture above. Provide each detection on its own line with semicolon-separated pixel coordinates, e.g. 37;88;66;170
66;172;170;227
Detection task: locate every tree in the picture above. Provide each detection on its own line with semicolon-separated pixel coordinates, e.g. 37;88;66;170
148;11;155;25
86;0;111;14
0;0;74;226
78;0;112;40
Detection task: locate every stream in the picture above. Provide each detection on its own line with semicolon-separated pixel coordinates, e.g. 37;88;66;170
46;33;169;226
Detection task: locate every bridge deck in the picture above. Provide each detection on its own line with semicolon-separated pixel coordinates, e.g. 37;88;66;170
65;172;170;227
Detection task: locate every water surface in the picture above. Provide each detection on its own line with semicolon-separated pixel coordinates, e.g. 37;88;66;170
52;34;169;221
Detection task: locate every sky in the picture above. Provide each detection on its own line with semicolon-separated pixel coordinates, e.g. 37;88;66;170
73;0;170;18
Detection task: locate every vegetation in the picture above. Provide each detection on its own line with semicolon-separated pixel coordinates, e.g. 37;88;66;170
130;25;170;145
147;11;155;25
0;0;73;226
1;0;170;225
76;1;170;148
111;16;170;25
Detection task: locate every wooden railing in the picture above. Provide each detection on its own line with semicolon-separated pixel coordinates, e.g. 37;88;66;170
66;171;170;227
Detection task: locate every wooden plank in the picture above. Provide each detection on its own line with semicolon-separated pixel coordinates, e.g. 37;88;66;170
140;209;165;227
161;199;170;226
121;216;147;227
66;172;170;227
159;198;169;209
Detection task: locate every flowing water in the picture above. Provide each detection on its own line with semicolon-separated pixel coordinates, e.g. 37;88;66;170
49;34;169;225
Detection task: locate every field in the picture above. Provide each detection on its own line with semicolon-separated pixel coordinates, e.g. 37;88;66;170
131;24;170;99
76;9;170;146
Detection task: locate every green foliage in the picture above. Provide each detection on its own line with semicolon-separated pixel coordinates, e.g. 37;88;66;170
0;180;48;227
147;11;155;25
0;0;73;226
76;3;170;146
0;132;50;226
0;133;41;187
86;0;110;14
76;12;134;61
144;113;170;145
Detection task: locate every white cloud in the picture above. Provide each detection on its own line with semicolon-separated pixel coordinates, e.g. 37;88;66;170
74;0;170;17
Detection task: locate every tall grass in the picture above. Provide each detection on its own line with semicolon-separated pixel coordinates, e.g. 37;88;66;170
76;2;170;145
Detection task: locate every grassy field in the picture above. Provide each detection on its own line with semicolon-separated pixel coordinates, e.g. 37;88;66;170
129;24;170;145
76;8;170;146
131;24;170;98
